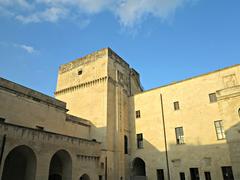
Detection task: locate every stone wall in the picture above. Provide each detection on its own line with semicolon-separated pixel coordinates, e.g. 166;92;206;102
55;48;142;180
131;64;240;180
1;47;239;180
0;122;102;180
0;77;91;139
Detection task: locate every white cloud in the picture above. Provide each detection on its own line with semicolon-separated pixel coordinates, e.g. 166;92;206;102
0;41;38;54
0;0;197;27
19;44;35;53
15;44;37;54
36;0;113;14
116;0;189;27
16;7;68;23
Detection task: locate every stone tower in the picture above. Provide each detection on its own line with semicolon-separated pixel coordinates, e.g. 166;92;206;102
55;48;142;179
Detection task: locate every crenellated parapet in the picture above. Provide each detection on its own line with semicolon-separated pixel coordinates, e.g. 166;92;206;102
59;48;108;74
58;48;130;75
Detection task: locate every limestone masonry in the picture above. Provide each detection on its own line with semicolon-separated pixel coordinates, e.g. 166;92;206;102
0;48;239;180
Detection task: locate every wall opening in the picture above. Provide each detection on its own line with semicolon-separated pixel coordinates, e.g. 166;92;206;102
2;145;37;180
190;168;200;180
80;173;90;180
124;135;128;154
48;150;72;180
156;169;164;180
221;166;234;180
132;157;146;179
204;171;211;180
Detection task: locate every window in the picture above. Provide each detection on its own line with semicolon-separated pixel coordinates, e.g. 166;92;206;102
204;172;211;180
190;168;200;180
174;101;180;110
221;166;234;180
99;175;103;180
209;93;217;103
36;126;44;130
136;110;141;118
180;172;185;180
78;70;83;75
0;117;5;123
156;169;164;180
214;120;225;140
175;127;184;144
124;135;128;154
137;133;143;149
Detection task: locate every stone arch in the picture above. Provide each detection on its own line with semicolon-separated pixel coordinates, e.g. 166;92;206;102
48;149;72;180
132;157;146;176
79;173;90;180
2;145;37;180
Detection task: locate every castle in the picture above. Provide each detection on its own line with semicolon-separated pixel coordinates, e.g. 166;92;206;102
0;48;239;180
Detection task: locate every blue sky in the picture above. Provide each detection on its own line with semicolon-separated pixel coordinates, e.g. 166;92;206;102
0;0;240;96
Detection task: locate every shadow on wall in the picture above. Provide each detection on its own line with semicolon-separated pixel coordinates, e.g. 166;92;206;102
225;122;240;179
0;120;102;180
1;113;239;180
130;122;240;180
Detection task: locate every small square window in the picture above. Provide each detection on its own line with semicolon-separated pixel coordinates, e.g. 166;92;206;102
174;101;180;111
78;70;83;75
209;93;217;103
136;110;141;118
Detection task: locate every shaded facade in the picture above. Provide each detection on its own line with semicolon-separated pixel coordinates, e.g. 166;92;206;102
0;77;102;180
0;48;240;180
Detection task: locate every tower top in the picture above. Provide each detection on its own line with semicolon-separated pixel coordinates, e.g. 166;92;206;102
59;47;129;74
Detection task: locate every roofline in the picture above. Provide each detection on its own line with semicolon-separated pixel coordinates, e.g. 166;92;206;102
60;47;108;68
134;64;240;96
58;47;130;74
0;77;67;111
0;121;101;144
107;47;130;67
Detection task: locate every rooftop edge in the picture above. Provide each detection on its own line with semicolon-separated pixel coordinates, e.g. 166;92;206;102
0;77;67;110
134;64;240;96
58;47;130;74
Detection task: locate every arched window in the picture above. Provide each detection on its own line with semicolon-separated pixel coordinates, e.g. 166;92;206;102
124;135;128;154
